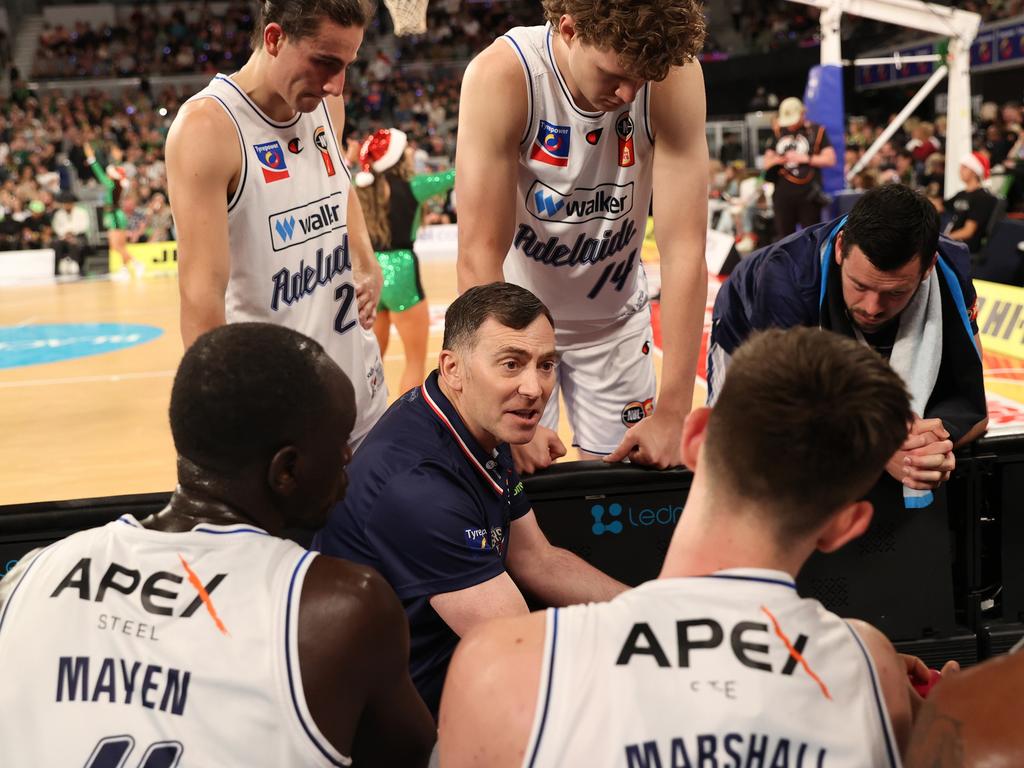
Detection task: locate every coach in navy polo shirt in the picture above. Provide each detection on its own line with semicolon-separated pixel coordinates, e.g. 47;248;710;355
314;283;626;716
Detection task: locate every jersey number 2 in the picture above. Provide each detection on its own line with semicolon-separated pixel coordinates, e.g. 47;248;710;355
334;283;356;334
83;736;182;768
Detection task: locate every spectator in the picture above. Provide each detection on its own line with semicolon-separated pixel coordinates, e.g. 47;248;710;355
50;191;91;275
938;152;998;256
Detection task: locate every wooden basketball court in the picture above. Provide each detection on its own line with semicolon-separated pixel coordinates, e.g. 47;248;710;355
0;259;681;506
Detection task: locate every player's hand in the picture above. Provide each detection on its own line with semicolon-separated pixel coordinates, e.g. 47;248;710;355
885;418;954;491
353;256;382;330
511;425;566;475
604;409;684;469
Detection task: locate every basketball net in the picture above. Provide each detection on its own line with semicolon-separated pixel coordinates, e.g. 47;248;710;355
383;0;428;36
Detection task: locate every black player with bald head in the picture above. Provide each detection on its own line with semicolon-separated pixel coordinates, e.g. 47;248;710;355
0;323;434;766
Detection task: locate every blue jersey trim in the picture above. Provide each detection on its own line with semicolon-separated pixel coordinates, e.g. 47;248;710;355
843;622;900;767
193;526;271;536
699;573;797;590
502;34;535;146
526;608;560;768
936;255;980;357
817;215;848;311
546;28;603;120
0;548;48;638
284;550;349;767
642;83;654;145
215;74;302;129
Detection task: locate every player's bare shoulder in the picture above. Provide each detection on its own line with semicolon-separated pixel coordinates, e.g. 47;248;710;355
462;38;528;109
166;97;242;187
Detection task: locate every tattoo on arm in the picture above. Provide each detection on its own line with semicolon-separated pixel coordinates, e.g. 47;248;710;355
909;707;966;768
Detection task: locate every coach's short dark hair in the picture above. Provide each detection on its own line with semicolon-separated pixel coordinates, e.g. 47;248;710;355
170;323;348;471
252;0;375;48
704;328;912;538
841;184;939;272
443;283;554;352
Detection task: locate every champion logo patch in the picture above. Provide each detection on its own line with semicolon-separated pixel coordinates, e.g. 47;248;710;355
254;141;289;183
530;120;571;167
586;128;603;146
287;137;302;154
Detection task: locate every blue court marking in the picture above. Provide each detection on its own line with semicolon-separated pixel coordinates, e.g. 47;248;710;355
0;323;163;370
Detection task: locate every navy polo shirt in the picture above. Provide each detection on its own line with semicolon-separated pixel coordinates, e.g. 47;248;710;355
313;371;532;716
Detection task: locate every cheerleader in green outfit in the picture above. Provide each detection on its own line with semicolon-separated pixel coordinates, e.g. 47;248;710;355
354;128;455;395
83;141;142;278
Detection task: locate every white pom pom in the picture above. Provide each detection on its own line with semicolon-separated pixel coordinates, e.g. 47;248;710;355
355;171;375;188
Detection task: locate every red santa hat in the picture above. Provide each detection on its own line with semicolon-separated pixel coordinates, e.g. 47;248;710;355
960;151;990;181
355;128;408;188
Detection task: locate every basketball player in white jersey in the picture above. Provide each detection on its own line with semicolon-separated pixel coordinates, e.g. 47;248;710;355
0;323;434;767
456;0;710;472
439;328;925;767
167;0;387;447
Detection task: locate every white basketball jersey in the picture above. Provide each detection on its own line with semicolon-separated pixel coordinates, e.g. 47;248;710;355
524;569;900;768
185;75;386;444
502;25;654;346
0;516;351;768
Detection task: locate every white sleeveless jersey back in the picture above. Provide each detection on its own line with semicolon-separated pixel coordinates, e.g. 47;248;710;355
524;569;901;768
501;26;655;346
0;516;351;768
185;75;386;443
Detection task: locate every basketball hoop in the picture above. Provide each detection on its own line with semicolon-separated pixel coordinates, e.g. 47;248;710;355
383;0;428;36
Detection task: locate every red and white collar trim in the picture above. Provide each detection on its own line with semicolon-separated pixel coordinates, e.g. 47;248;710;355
421;383;505;497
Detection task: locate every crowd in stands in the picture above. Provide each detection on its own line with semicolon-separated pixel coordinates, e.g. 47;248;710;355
5;0;1024;273
0;85;182;259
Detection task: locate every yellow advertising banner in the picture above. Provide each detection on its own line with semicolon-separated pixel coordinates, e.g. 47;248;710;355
108;241;178;275
975;279;1024;360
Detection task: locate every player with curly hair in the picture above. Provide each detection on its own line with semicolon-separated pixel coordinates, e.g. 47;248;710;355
456;0;710;474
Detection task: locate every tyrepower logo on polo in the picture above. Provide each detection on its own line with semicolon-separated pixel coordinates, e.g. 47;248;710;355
268;192;345;252
591;502;682;536
527;180;634;224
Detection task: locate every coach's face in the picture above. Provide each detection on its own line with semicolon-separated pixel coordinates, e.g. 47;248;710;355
267;19;363;113
453;317;558;451
836;233;934;333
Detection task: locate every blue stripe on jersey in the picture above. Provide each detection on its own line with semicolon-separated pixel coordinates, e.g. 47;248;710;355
214;74;303;129
843;621;899;767
642;83;654;145
526;608;560;768
206;94;249;213
0;548;48;637
545;28;602;120
192;526;270;536
284;550;349;767
502;34;535;146
700;573;797;590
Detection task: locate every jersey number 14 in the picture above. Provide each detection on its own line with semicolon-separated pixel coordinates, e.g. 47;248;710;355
588;249;637;300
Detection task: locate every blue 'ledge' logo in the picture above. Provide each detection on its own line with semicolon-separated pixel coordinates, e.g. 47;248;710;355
0;323;163;369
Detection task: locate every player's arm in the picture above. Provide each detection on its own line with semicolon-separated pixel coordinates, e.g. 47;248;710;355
438;611;547;768
300;556;435;766
606;62;709;468
506;510;627;605
327;95;381;329
165;99;238;348
455;41;528;290
848;619;916;756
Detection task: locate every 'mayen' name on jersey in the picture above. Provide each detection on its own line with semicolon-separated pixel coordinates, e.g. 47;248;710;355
56;656;191;716
512;217;637;269
270;237;351;311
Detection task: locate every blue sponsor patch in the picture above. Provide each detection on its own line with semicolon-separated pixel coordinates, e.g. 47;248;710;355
530;120;571;167
253;140;290;182
0;323;163;369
